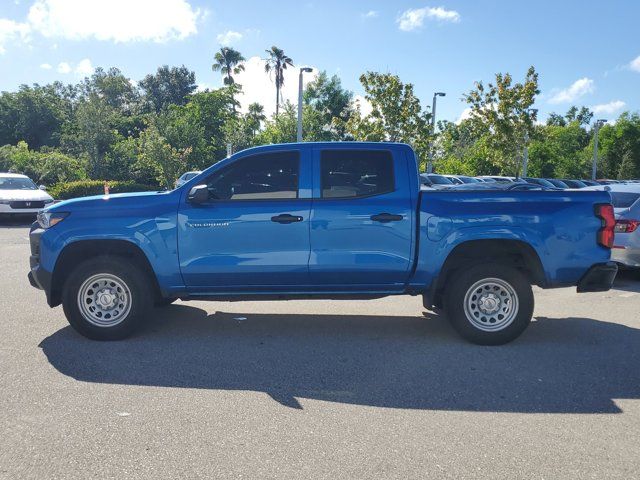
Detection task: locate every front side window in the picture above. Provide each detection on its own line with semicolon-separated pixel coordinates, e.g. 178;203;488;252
321;150;394;199
205;151;299;200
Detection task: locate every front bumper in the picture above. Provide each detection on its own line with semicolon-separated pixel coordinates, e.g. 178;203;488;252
28;225;53;303
0;203;51;215
576;262;618;293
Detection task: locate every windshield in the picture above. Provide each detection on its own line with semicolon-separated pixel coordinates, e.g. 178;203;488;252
459;176;480;183
611;192;640;209
0;177;38;190
525;178;555;188
427;175;454;185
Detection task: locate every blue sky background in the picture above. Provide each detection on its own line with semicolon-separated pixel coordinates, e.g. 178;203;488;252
1;0;639;123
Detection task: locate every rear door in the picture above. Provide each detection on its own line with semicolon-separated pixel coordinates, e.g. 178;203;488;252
178;148;312;290
308;147;415;290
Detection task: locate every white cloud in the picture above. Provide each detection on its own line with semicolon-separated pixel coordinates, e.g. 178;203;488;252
548;77;595;104
456;106;472;124
39;62;52;69
591;100;625;115
397;6;460;31
74;57;93;76
27;0;200;43
362;10;378;19
629;55;640;73
0;18;30;54
56;61;70;73
216;30;242;46
233;56;317;117
354;95;373;117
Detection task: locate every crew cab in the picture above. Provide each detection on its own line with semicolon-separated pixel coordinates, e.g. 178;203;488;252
28;142;618;345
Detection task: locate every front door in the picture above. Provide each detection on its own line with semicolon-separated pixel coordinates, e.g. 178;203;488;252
178;149;311;290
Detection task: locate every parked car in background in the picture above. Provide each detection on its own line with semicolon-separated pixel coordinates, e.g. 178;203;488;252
477;176;530;184
0;173;54;217
583;184;640;269
29;142;617;346
475;177;497;183
597;179;621;185
561;179;588;189
420;173;454;188
581;180;600;186
545;178;570;189
611;186;640;269
442;175;482;185
522;177;557;188
175;171;202;188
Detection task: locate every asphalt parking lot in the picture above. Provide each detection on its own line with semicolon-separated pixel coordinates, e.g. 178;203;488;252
1;219;639;479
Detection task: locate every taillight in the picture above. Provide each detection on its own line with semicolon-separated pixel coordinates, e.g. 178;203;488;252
594;203;615;248
615;219;639;233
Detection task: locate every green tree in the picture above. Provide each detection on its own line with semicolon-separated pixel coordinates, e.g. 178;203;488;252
463;66;539;176
136;122;191;189
596;112;640;179
345;72;431;168
264;46;294;117
139;65;197;113
0;84;71;148
212;47;246;85
303;71;353;140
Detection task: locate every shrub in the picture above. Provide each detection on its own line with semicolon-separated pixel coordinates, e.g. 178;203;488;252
49;180;159;200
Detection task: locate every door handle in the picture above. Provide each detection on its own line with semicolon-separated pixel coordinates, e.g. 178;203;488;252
271;214;303;224
370;213;403;223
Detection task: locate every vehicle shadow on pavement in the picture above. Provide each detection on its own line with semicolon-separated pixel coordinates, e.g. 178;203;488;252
39;306;640;413
613;269;640;292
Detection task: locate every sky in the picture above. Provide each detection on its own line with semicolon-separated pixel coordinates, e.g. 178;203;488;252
0;0;639;123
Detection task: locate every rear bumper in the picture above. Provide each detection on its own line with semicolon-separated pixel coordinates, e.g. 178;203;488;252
576;262;618;292
612;247;640;268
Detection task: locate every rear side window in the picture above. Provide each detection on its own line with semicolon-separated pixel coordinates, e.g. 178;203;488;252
321;150;394;199
205;151;299;200
611;192;640;209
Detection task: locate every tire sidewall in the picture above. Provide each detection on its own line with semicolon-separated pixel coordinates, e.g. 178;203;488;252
62;256;151;340
445;263;534;345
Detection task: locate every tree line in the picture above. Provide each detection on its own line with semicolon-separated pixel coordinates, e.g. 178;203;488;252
0;46;638;190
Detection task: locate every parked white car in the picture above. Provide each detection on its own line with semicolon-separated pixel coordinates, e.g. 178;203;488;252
0;173;54;216
175;171;202;188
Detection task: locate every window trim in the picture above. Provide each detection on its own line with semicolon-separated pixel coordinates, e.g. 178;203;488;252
319;149;396;200
200;150;301;203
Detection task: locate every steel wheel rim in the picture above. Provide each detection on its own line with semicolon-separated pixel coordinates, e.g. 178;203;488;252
463;277;519;332
77;273;132;327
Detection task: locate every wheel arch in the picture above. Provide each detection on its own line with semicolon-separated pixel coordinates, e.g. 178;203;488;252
50;239;162;307
428;239;546;309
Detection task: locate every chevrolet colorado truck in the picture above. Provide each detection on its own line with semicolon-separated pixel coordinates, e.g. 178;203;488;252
28;142;618;345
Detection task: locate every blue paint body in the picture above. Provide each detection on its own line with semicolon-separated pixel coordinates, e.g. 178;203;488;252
37;142;612;301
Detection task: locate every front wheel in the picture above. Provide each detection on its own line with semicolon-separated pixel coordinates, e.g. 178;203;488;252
62;256;152;340
445;263;534;345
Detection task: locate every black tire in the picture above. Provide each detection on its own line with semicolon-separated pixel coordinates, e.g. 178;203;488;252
62;256;152;340
444;263;534;345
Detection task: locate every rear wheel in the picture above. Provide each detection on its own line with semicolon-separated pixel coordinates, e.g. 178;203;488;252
62;256;152;340
445;263;534;345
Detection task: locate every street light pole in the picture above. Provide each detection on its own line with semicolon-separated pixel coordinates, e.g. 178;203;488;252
522;108;537;178
297;67;313;142
427;92;446;174
592;119;607;180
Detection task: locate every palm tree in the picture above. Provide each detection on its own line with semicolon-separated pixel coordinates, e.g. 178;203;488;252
264;46;294;117
212;47;245;85
246;102;266;135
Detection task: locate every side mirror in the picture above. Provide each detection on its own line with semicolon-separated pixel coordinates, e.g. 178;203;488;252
187;184;209;204
39;185;47;190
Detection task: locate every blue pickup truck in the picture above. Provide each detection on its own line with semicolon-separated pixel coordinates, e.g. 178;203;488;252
28;142;618;345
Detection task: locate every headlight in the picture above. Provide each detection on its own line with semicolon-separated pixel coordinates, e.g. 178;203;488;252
37;211;69;229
